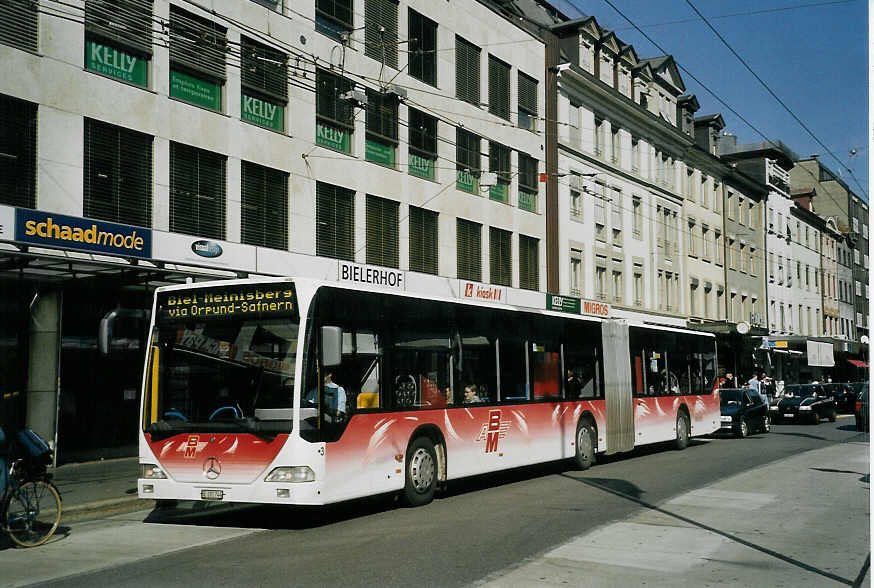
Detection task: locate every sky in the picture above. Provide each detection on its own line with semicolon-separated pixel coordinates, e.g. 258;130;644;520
551;0;868;201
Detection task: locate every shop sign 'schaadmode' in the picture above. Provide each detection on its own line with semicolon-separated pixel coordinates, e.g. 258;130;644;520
14;209;152;257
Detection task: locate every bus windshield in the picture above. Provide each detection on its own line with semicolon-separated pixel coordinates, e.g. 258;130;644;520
143;284;300;440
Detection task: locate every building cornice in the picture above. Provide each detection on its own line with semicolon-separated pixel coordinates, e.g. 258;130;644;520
558;63;693;155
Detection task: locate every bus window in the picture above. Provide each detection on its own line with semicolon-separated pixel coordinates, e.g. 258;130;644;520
531;341;561;400
671;334;704;396
498;336;527;402
454;334;495;404
699;349;717;394
453;305;498;405
564;321;603;399
391;331;452;409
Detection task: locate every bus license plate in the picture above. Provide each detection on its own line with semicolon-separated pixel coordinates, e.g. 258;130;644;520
201;489;224;500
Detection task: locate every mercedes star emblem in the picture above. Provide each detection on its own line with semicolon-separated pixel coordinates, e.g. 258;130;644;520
203;457;222;480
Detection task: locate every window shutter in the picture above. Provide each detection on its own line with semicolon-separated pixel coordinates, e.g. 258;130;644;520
366;90;399;144
519;234;539;290
316;69;354;130
489;227;511;286
0;0;38;52
0;94;37;209
84;118;152;227
456;128;480;173
408;108;437;157
241;161;288;250
518;72;537;115
366;194;399;268
488;56;510;120
169;6;227;82
316;0;353;31
518;153;538;192
241;37;288;102
489;142;510;183
455;36;480;106
169;142;226;239
456;218;481;282
364;0;398;70
408;9;436;85
316;181;355;261
85;0;153;56
409;206;438;274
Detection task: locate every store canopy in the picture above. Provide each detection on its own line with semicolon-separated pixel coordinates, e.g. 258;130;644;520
847;359;869;368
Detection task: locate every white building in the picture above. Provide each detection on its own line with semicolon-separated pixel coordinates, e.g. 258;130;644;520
0;0;551;460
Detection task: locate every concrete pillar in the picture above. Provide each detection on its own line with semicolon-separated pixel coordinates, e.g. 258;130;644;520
26;291;61;453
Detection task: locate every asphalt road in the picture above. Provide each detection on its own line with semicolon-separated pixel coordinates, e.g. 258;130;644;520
27;418;869;587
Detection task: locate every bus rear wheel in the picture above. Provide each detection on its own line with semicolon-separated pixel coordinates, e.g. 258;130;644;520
675;413;690;450
402;437;437;507
575;421;596;470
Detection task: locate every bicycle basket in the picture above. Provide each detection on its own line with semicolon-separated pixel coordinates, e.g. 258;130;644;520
15;428;53;466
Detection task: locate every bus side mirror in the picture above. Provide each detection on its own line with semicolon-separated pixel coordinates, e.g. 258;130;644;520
320;326;343;367
99;308;149;356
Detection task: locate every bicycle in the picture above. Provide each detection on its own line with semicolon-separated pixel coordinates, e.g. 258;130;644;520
1;431;62;548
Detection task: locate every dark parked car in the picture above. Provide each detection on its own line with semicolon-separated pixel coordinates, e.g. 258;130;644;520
718;388;769;437
771;384;837;424
855;383;868;432
823;382;856;413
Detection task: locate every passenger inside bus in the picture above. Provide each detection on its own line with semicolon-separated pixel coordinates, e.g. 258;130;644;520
463;384;481;404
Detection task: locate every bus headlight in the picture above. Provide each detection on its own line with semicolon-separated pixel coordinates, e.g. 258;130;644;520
265;466;315;483
140;464;167;479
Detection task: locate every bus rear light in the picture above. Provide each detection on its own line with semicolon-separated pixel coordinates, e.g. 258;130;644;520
265;466;315;483
140;464;167;479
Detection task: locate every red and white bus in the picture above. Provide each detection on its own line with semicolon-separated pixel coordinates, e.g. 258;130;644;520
138;278;719;506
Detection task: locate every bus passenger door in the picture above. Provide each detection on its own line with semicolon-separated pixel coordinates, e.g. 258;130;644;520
602;320;633;454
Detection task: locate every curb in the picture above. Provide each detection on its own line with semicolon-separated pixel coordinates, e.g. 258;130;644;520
62;497;155;523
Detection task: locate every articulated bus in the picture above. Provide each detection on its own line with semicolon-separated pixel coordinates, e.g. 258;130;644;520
138;277;719;506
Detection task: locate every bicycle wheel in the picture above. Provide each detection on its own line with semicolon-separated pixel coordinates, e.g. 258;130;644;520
5;480;62;547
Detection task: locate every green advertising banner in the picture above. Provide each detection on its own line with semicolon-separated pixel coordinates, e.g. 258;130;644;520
86;41;148;87
170;70;222;111
409;153;435;180
519;190;537;212
316;121;351;153
241;94;284;132
365;139;396;167
489;183;508;203
457;170;478;194
546;294;581;314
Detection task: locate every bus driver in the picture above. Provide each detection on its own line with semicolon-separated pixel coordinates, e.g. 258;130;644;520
306;372;347;423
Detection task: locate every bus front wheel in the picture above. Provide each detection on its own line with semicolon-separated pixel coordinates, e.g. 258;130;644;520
675;413;690;450
402;437;437;507
575;421;596;470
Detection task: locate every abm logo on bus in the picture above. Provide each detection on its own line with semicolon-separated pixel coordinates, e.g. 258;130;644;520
476;409;510;453
184;435;199;458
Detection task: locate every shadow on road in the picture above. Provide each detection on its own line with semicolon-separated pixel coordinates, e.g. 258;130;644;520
560;474;869;587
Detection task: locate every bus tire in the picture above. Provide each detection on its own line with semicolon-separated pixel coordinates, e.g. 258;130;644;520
402;436;437;507
575;421;596;470
675;412;690;450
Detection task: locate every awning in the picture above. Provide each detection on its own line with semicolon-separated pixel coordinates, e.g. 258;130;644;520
848;359;869;368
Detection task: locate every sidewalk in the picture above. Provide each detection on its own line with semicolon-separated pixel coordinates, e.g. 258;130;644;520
52;457;153;521
479;440;871;587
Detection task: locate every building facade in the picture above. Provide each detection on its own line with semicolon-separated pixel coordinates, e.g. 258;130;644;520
0;0;552;461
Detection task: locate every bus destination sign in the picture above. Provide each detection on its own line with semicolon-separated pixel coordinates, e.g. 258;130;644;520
158;284;297;321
